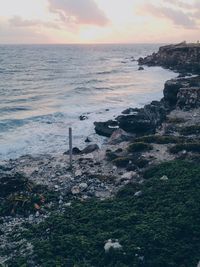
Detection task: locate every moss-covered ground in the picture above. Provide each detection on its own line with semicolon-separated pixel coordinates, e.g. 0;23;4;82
6;161;200;267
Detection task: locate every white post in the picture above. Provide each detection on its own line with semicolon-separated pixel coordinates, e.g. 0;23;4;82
69;127;73;169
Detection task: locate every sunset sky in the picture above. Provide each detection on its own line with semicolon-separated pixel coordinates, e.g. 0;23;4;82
0;0;199;44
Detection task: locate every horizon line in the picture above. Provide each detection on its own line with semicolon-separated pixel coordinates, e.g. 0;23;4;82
0;42;172;46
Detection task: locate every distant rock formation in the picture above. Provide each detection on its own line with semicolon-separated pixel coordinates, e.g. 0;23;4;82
138;42;200;74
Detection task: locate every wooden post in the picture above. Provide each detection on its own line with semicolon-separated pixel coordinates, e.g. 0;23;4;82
69;127;73;169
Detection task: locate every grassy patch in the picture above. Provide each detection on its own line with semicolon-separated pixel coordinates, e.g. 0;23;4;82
127;142;153;153
135;135;188;144
169;143;200;153
166;117;186;124
7;161;200;267
112;157;130;168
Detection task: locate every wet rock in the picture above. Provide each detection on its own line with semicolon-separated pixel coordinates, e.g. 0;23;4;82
82;144;99;154
138;66;144;71
94;120;119;137
85;137;92;143
79;115;88;121
117;101;166;135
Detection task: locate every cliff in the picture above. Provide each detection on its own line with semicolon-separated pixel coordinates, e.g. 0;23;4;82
138;42;200;74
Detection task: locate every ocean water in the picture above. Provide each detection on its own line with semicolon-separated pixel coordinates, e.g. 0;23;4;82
0;44;177;160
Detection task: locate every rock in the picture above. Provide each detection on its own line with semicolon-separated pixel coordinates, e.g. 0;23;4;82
94;120;119;137
104;239;122;253
134;191;142;197
79;183;88;190
71;186;80;195
79;115;88;121
75;170;82;177
35;211;40;217
82;144;99;154
85;137;92;143
138;42;200;74
163;79;183;106
64;147;82;155
108;129;130;144
95;191;111;199
117;101;166;135
138;66;144;71
63;202;71;207
177;87;200;110
121;171;136;180
160;175;169;181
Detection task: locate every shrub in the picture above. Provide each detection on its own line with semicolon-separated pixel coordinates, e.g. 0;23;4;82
127;142;153;153
135;135;188;144
169;143;200;153
112;157;130;167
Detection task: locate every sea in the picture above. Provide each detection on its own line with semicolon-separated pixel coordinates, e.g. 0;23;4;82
0;44;177;160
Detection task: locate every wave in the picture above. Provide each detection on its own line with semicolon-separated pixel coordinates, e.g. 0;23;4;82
96;69;119;75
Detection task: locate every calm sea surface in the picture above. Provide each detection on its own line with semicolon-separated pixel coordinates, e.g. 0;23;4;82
0;44;177;159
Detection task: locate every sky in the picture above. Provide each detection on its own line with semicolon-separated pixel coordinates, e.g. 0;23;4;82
0;0;199;44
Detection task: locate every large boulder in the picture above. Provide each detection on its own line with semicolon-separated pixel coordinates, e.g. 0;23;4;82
117;101;166;135
94;120;119;137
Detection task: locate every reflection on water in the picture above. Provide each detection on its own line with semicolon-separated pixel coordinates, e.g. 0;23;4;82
0;44;177;159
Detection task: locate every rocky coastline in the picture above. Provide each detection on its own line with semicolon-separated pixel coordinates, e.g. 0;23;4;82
0;42;200;266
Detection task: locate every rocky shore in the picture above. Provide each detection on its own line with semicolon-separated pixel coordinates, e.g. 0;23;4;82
0;42;200;266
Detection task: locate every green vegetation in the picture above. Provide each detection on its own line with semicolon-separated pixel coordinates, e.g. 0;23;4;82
7;161;200;267
127;142;153;153
135;135;188;144
112;157;130;167
179;125;200;135
169;142;200;153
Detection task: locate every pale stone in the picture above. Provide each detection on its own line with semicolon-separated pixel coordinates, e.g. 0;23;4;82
104;239;122;252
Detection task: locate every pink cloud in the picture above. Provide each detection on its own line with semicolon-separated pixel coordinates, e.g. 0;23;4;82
48;0;109;26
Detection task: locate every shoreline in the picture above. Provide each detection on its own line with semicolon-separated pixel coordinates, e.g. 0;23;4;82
0;42;200;266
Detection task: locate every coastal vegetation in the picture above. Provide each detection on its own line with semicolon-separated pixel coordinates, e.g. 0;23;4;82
6;161;200;267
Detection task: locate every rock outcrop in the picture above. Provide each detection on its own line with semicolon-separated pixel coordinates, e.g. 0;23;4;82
138;42;200;74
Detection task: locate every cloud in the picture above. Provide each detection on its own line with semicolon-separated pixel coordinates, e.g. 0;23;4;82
162;0;194;10
0;18;51;44
9;16;60;29
140;3;198;29
48;0;109;26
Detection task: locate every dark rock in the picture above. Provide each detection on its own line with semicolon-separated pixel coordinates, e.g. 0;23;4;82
122;108;139;115
85;137;92;143
138;42;200;74
138;66;144;71
82;144;99;154
163;79;183;106
94;120;119;137
177;87;200;110
64;147;82;155
79;115;88;121
117;101;166;135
